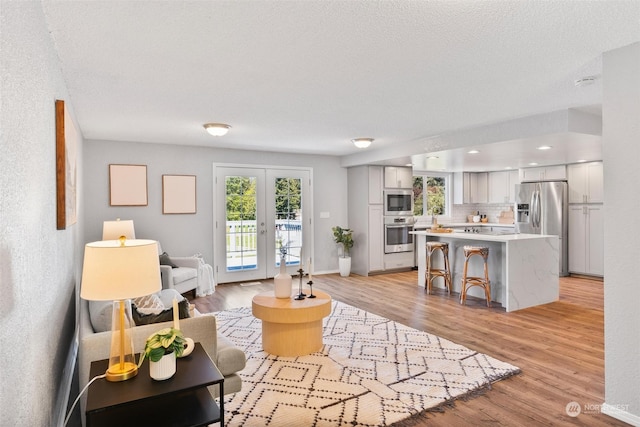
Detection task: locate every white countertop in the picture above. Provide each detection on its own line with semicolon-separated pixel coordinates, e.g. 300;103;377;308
413;222;514;229
411;229;552;242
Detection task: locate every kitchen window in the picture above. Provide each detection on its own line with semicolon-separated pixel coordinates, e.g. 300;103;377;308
413;173;451;218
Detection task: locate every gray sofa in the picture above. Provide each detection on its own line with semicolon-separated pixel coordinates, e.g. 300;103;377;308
79;290;246;425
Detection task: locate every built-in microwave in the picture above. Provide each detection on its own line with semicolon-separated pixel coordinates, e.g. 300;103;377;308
384;189;413;216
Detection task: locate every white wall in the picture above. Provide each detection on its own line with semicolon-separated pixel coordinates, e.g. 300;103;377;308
602;42;640;424
83;139;348;278
0;2;83;425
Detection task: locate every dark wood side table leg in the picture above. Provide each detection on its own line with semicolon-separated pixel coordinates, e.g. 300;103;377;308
219;382;224;427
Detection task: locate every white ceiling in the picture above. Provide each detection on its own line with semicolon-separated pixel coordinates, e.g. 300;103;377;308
42;1;640;170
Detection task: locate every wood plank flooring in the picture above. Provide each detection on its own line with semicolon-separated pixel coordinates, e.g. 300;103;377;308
188;272;628;426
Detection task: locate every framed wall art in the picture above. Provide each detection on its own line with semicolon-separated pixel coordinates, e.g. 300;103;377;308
162;174;196;214
55;99;79;230
109;164;148;206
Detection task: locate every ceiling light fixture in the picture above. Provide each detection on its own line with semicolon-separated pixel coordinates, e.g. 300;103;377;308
529;162;539;166
537;145;552;150
427;156;439;160
351;138;373;148
468;150;479;154
203;123;231;136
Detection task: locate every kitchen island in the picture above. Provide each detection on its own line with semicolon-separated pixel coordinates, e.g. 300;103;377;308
412;230;559;312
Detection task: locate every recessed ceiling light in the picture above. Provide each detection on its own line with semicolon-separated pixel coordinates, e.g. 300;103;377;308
537;145;552;150
529;162;539;166
576;159;587;163
468;150;479;154
427;156;439;160
405;163;414;167
351;138;373;148
504;166;512;170
203;123;231;136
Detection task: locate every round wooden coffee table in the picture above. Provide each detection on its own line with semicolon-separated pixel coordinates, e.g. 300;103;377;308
251;290;332;356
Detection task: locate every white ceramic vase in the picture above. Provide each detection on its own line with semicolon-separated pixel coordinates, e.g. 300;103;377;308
149;351;176;381
274;256;292;298
338;256;351;277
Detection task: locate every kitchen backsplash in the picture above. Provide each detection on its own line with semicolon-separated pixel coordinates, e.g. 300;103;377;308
450;203;513;223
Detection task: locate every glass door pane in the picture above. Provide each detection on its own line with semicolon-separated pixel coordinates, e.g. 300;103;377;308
274;177;302;268
225;176;257;271
215;167;266;284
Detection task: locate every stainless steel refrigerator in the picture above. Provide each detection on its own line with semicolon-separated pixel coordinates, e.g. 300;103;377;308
514;181;568;276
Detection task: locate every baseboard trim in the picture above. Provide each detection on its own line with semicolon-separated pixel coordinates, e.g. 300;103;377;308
601;402;640;426
54;328;79;427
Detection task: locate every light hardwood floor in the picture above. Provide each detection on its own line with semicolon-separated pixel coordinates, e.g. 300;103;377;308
189;272;628;426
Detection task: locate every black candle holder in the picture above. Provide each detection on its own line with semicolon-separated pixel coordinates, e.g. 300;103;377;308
307;280;316;298
294;268;306;300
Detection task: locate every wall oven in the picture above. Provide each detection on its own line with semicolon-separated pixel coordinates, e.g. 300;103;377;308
384;216;415;253
384;189;413;216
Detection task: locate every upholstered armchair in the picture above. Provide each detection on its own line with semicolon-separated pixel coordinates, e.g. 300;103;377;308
157;243;199;296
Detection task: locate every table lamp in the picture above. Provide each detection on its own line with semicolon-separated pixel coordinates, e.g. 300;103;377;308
102;219;136;240
81;239;161;382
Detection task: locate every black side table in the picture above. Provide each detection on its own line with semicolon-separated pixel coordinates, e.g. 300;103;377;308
86;342;224;427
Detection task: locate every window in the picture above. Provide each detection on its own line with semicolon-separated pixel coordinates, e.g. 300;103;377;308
413;173;450;217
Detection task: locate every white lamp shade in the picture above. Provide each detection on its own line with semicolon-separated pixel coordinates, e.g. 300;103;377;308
102;219;136;240
81;239;161;301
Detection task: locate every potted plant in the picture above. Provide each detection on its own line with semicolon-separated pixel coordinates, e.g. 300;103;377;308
332;226;354;277
143;327;187;380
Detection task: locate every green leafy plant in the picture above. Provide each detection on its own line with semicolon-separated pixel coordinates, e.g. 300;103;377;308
143;327;186;362
332;226;354;257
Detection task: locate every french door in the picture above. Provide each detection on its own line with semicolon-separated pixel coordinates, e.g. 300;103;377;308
214;165;311;284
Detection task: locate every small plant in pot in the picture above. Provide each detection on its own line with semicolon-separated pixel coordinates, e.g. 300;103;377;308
143;327;186;380
332;226;354;277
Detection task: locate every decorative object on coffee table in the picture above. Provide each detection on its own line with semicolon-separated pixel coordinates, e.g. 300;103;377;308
274;241;292;298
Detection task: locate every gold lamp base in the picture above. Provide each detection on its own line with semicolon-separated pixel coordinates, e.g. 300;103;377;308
106;361;139;382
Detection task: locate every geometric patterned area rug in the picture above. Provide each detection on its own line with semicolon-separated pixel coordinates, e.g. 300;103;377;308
214;301;520;426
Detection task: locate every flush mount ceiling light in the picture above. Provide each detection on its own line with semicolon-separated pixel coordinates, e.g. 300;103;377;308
468;150;480;154
351;138;373;148
203;123;231;136
537;145;552;150
529;162;539;166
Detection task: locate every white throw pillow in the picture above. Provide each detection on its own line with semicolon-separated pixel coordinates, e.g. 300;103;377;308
133;293;165;315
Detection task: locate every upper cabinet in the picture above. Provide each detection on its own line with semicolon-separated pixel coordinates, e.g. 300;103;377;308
368;166;384;204
384;166;413;189
488;170;520;204
520;165;566;182
453;172;488;204
567;162;604;204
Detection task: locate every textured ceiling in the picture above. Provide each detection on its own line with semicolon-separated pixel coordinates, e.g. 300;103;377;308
42;1;640;168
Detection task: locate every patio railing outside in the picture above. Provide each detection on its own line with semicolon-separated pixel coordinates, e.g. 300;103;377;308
226;219;302;271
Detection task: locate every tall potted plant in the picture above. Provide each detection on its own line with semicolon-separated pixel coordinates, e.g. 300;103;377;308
332;226;354;277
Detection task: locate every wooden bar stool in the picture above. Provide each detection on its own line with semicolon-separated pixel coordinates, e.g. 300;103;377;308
426;241;451;295
460;245;491;307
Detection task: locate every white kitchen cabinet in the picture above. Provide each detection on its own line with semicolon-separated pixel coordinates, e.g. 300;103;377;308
520;165;566;182
348;165;385;275
488;170;519;204
368;166;383;204
453;172;488;204
368;204;384;271
469;172;488;204
568;204;604;276
567;162;603;203
384;166;413;189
